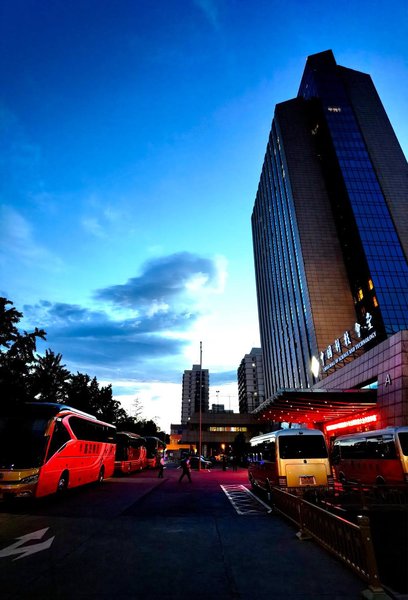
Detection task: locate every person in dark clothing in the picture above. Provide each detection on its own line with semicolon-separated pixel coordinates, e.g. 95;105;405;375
178;456;192;483
158;456;165;478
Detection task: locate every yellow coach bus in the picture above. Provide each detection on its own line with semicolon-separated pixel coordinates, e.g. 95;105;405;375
248;428;333;492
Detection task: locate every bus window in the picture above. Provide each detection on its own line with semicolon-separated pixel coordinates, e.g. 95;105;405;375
366;436;381;459
68;416;115;443
0;414;50;469
339;438;354;460
379;435;397;459
278;435;328;459
398;432;408;456
331;441;340;464
46;420;71;460
264;441;276;461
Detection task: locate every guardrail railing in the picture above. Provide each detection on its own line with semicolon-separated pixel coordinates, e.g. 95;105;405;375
339;483;408;509
271;487;392;599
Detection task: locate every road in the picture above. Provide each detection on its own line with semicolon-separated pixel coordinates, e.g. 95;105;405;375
0;465;367;599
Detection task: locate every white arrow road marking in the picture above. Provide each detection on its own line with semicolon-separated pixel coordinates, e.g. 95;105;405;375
0;527;55;560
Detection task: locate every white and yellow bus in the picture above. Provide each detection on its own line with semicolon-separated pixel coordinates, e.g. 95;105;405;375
248;428;333;492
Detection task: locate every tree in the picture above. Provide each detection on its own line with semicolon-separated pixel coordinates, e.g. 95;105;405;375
91;383;127;424
132;396;144;421
0;297;46;405
66;372;129;424
30;349;70;403
0;297;22;348
233;432;249;465
0;297;142;429
66;372;98;415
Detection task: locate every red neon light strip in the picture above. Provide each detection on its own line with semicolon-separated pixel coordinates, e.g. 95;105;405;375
326;414;377;432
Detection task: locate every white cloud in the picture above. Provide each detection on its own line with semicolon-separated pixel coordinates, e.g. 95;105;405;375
114;381;182;431
81;196;128;239
193;0;220;29
145;300;170;317
81;216;107;238
0;205;63;271
113;380;239;433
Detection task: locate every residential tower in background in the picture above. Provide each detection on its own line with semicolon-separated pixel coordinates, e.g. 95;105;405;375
237;347;265;413
180;364;209;425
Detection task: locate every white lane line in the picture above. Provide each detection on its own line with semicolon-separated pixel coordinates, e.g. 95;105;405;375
221;484;272;515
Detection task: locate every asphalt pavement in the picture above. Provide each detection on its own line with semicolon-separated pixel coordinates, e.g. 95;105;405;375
119;465;372;599
1;464;403;599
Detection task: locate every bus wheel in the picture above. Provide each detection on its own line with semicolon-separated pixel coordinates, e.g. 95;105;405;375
97;466;105;484
57;471;69;494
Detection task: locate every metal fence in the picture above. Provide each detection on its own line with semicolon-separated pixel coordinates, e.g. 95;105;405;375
270;487;391;598
338;483;408;510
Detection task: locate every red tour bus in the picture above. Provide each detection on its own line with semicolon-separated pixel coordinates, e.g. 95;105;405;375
145;436;166;468
331;426;408;486
0;402;116;500
114;431;148;474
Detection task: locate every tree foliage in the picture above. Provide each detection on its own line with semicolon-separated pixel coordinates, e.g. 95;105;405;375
30;349;70;403
0;298;46;404
233;432;249;465
0;297;23;347
0;297;163;434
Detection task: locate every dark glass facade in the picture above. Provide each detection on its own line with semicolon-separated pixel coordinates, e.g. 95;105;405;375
252;50;408;400
299;51;408;336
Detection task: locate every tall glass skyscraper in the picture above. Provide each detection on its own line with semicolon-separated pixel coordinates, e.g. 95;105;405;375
252;50;408;401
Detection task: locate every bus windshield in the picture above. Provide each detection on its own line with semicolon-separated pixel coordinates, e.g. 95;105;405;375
398;432;408;456
278;435;328;459
0;415;50;469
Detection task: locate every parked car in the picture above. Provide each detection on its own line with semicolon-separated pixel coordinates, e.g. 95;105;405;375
189;456;212;469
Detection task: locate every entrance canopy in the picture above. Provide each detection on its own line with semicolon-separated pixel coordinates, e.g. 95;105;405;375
252;389;377;426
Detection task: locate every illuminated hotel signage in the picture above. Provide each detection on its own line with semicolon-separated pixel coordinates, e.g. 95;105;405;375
325;413;377;432
319;313;376;373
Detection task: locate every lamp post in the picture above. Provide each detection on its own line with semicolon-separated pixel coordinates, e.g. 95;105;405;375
198;341;202;472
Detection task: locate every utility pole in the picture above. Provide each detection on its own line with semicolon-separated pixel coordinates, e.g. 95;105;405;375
198;341;202;472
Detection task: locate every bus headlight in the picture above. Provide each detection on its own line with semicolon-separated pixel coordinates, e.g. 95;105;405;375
20;474;39;484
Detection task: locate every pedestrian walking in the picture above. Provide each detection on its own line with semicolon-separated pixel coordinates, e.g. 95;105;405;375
178;456;192;483
158;456;165;478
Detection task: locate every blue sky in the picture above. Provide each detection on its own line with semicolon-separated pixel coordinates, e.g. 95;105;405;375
1;0;407;431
